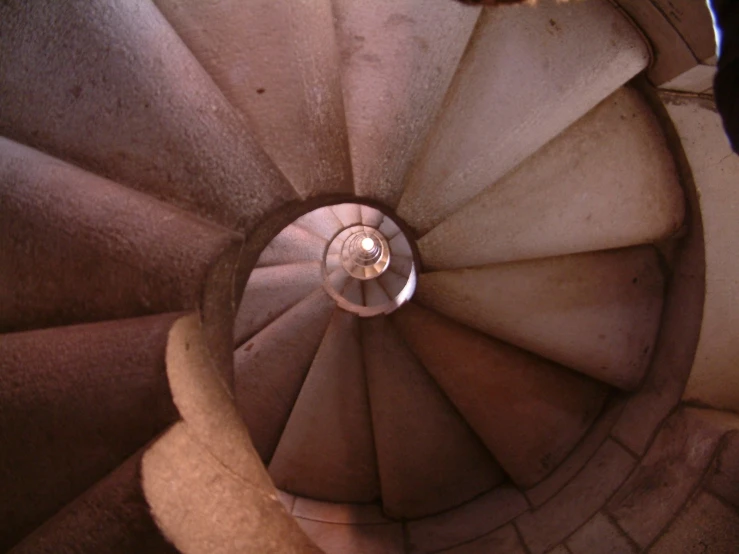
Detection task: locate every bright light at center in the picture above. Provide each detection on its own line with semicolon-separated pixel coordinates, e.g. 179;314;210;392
361;237;375;252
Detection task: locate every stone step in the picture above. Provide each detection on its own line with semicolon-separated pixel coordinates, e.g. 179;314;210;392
418;87;685;270
361;317;504;519
8;451;178;554
295;209;346;242
331;203;363;228
333;0;480;206
234;289;336;461
378;217;402;241
415;247;665;390
234;262;324;345
379;271;407;299
0;138;242;334
363;279;391;308
256;224;327;268
392;303;608;488
360;205;385;229
153;0;352;199
396;0;649;233
0;0;297;233
270;310;380;502
0;314;181;551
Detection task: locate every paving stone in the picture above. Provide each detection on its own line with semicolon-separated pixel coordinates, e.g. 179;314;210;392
567;513;637;554
517;440;635;554
437;525;526;554
607;409;733;548
407;486;528;553
648;492;739;554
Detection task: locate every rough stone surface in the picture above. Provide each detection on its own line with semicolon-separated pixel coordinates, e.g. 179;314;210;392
269;310;379;502
393;303;608;488
397;0;649;233
9;452;179;554
418;88;684;270
256;224;327;268
416;247;665;390
363;279;391;308
234;262;324;345
614;0;698;85
706;431;739;507
607;409;733;548
437;525;527;554
665;96;739;411
567;513;637;554
647;1;716;62
526;396;627;507
0;137;242;334
361;317;503;519
295;208;346;242
143;423;321;554
331;203;363;228
648;492;739;553
0;315;180;552
407;486;528;553
234;290;336;461
296;518;404;554
516;440;636;554
333;0;480;206
0;0;297;233
361;205;385;229
153;0;353;198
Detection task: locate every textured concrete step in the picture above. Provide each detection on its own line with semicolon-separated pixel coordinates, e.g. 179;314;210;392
143;423;322;554
331;203;363;228
378;217;402;240
295;209;346;242
392;303;608;488
0;138;242;334
153;0;352;199
418;88;685;270
361;317;504;518
416;247;665;389
379;271;407;299
342;278;365;306
0;0;298;233
234;289;336;462
256;225;328;268
361;205;385;228
270;310;380;502
397;0;649;233
333;0;480;206
235;262;324;345
363;279;391;308
0;315;180;551
9;451;178;554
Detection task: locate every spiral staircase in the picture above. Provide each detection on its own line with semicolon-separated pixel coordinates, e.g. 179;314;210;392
2;0;739;553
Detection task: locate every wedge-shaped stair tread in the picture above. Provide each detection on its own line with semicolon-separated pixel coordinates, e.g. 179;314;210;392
331;203;363;228
153;0;352;198
392;304;608;488
378;217;402;240
256;225;328;267
416;247;665;389
361;205;385;228
362;317;504;518
295;209;346;241
234;289;336;461
270;310;379;502
342;278;365;306
0;315;180;551
235;262;324;345
334;0;481;206
9;451;178;554
379;271;408;299
0;138;241;333
363;279;391;308
397;0;649;233
419;88;685;269
0;0;297;232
